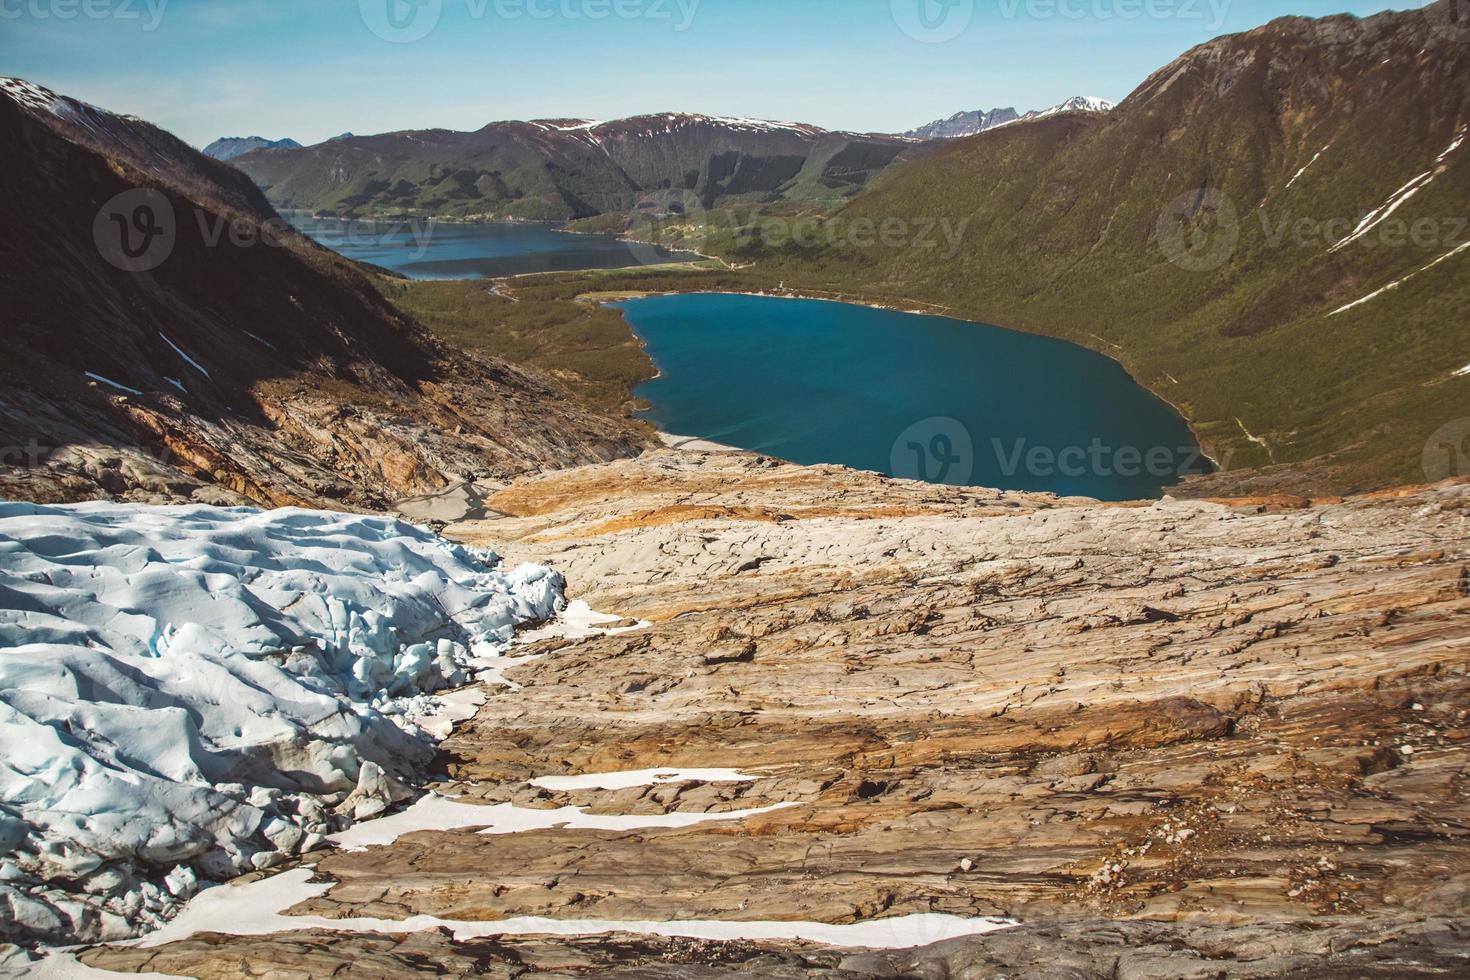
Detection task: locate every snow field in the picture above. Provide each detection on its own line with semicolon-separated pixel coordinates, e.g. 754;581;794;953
0;501;563;944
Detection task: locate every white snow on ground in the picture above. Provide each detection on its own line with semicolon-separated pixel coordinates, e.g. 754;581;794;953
0;502;564;945
1284;144;1329;189
1328;239;1470;316
128;866;1013;951
157;333;210;380
516;599;648;642
1454;363;1470;377
0;946;173;979
1329;126;1467;253
0;78;67;117
82;373;142;397
530;768;757;792
330;795;799;851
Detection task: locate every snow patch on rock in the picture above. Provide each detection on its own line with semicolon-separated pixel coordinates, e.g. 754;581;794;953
123;866;1011;952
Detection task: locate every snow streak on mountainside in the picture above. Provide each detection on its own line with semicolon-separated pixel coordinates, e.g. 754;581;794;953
0;502;563;945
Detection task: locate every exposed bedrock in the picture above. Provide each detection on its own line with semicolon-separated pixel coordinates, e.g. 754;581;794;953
79;450;1470;975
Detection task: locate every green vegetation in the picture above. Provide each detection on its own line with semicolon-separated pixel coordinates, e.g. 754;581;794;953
381;277;660;413
379;8;1469;495
604;8;1470;495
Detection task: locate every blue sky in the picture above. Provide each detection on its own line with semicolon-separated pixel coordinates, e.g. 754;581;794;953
0;0;1419;147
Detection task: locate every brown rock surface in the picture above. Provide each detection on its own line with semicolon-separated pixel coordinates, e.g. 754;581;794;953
78;917;1470;978
79;450;1470;975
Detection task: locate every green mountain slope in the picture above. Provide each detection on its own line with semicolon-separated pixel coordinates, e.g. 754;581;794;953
721;2;1470;492
233;115;919;221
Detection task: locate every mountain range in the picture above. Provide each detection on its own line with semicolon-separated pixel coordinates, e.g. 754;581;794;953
902;96;1114;139
229;114;919;221
219;100;1114;221
0;77;643;509
3;0;1468;504
201;135;302;160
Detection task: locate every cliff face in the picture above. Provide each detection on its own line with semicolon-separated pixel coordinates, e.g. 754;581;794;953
0;80;649;510
79;449;1470;976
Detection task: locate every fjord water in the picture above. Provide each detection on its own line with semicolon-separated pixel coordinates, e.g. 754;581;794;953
619;293;1209;500
292;215;702;279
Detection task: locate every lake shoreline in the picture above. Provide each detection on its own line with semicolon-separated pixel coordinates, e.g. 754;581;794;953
598;288;1222;478
615;292;1208;501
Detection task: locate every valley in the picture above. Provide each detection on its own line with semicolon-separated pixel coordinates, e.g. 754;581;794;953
1;0;1469;975
213;2;1470;495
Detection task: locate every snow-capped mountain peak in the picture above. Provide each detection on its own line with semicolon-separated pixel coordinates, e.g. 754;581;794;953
1029;95;1115;118
903;96;1114;139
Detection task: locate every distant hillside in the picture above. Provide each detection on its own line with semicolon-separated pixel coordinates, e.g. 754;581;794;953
902;97;1112;139
202;135;302;160
904;107;1020;140
231;114;919;220
730;3;1470;492
0;77;645;508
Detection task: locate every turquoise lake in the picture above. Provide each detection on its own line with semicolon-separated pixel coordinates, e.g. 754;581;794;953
618;293;1210;501
293;215;702;279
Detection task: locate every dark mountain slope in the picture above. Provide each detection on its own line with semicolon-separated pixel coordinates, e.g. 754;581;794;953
0;78;646;509
742;2;1470;492
233;114;919;220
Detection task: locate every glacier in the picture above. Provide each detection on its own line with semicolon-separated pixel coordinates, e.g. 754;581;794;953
0;501;564;945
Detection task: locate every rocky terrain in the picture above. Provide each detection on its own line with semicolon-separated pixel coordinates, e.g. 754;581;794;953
70;448;1470;976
